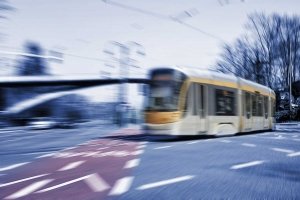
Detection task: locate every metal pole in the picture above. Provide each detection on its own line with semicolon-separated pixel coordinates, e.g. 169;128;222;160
289;43;292;120
103;41;145;127
119;45;129;127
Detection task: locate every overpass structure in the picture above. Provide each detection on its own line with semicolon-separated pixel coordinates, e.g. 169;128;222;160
0;76;148;114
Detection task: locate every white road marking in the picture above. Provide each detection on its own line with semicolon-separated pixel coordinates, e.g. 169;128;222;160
98;147;109;150
287;151;300;157
131;150;144;155
83;152;99;157
37;173;109;193
109;176;134;196
83;173;110;192
100;151;115;157
0;162;29;172
219;140;231;143
36;153;56;159
271;148;294;154
113;151;130;157
58;161;85;171
0;174;49;188
140;141;148;145
5;179;53;199
187;141;200;145
124;159;140;169
230;160;265;169
136;175;194;190
154;146;172;150
136;145;146;149
274;135;285;140
293;139;300;142
292;135;298;138
241;143;256;147
63;147;76;151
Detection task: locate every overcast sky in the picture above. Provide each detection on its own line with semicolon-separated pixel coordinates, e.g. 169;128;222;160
2;0;299;75
1;0;299;104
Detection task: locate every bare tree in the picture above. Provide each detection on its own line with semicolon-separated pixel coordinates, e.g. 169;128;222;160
215;13;300;91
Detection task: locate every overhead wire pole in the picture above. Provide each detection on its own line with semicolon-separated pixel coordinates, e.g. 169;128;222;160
289;42;293;120
103;41;145;127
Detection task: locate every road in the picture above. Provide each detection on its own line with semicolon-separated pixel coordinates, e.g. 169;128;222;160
0;123;299;199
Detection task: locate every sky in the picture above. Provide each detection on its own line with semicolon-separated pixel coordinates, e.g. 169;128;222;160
0;0;300;105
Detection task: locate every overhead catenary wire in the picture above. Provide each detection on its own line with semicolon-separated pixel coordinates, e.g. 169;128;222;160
102;0;225;42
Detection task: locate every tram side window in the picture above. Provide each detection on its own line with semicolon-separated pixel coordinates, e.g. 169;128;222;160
257;95;263;116
245;92;251;118
215;89;235;116
264;96;268;119
252;94;257;116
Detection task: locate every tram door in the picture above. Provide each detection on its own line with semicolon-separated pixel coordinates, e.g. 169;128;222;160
195;84;207;133
244;92;252;130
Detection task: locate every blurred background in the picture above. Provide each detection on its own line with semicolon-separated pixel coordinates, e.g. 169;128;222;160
0;1;300;200
1;0;300;127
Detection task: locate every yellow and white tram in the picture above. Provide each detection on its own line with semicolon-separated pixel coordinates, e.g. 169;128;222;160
143;66;276;136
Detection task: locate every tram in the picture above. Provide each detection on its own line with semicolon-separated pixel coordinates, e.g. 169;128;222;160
143;66;276;136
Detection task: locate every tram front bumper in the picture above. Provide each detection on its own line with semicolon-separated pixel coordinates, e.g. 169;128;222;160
142;122;179;135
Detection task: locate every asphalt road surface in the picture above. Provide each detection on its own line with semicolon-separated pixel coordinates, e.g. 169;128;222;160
0;123;299;199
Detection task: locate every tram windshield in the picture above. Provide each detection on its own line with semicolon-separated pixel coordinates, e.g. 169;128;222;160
145;69;186;111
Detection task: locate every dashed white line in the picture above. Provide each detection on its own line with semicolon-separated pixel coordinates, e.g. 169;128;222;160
97;147;109;150
136;175;194;190
124;159;140;169
63;147;76;151
0;174;49;188
219;140;232;143
241;143;256;147
136;145;146;149
0;162;29;172
82;152;100;157
131;150;144;155
230;160;265;170
271;148;294;154
83;173;110;192
287;151;300;157
5;179;53;199
154;146;172;150
36;176;90;193
113;151;130;157
274;135;285;140
58;161;85;171
187;141;200;145
37;173;109;193
203;139;213;142
140;141;148;145
109;176;134;196
36;153;56;159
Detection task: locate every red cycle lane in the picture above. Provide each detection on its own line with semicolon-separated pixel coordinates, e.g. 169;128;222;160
0;128;145;200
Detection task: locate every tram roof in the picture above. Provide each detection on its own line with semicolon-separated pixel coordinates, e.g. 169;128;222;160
150;66;275;98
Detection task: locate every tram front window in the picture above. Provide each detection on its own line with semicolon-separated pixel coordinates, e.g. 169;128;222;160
146;81;178;111
145;68;186;112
